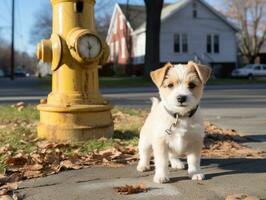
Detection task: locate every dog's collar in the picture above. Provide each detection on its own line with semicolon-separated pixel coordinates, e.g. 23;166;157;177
163;104;199;135
163;104;199;119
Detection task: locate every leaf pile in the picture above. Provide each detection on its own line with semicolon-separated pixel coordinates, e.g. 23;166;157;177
114;183;148;195
203;122;265;158
0;173;23;200
2;141;137;180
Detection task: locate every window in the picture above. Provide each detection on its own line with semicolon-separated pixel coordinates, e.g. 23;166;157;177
174;33;188;53
174;34;180;53
193;2;197;18
206;35;212;53
206;34;220;54
263;65;266;70
214;35;219;53
182;34;188;53
254;66;261;70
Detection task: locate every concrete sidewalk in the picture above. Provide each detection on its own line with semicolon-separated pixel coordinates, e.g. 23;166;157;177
18;159;266;200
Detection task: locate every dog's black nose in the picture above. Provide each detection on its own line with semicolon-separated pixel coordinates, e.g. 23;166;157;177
177;95;187;103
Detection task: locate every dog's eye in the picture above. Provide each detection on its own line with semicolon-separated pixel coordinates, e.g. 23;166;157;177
188;82;196;89
167;83;174;88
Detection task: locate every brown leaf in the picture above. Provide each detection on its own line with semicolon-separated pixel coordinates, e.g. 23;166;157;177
0;194;13;200
0;144;13;154
30;153;43;164
16;102;25;107
114;183;148;195
98;149;114;158
37;141;54;149
26;164;43;171
97;137;108;142
60;160;82;170
5;155;28;168
0;182;18;191
23;170;42;178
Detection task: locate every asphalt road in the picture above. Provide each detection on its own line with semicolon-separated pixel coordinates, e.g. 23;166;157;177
1;77;266;110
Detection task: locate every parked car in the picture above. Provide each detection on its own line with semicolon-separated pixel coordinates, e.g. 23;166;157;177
231;64;266;79
14;69;28;77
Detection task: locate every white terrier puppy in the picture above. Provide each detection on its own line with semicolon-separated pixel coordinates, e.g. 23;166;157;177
137;61;212;184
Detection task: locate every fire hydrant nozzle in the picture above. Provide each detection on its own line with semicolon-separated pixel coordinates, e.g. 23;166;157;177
37;40;52;63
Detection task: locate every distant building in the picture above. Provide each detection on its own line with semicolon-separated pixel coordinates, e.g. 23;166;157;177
106;0;239;77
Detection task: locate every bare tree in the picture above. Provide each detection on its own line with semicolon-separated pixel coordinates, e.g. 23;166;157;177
0;39;37;74
30;3;52;45
224;0;266;63
30;1;112;44
144;0;164;76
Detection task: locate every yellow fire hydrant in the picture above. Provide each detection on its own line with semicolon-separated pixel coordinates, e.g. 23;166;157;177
36;0;113;141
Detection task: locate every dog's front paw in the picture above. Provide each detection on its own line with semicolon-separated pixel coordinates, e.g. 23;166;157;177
137;163;150;172
153;174;170;184
191;173;205;180
170;159;185;170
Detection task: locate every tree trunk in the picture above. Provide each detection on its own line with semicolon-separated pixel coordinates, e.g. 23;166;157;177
144;0;164;77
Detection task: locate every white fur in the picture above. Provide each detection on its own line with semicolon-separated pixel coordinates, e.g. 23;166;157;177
137;64;205;184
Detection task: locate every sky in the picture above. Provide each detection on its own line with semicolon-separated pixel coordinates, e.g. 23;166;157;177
0;0;219;56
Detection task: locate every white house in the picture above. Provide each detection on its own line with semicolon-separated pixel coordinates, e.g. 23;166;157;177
106;0;239;77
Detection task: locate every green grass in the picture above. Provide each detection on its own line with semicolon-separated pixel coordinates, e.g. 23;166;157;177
0;105;145;173
0;105;39;122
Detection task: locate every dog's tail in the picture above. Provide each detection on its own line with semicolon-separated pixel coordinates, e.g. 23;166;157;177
150;97;160;111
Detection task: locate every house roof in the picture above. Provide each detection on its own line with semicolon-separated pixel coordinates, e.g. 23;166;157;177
117;0;238;33
119;4;146;30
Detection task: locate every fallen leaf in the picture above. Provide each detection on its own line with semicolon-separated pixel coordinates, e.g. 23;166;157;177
0;195;13;200
26;164;43;171
37;141;54;149
114;183;148;195
60;160;82;170
5;155;28;168
16;102;25;107
23;170;42;178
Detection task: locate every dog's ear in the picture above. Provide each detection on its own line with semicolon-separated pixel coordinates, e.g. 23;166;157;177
188;61;212;84
150;63;173;88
